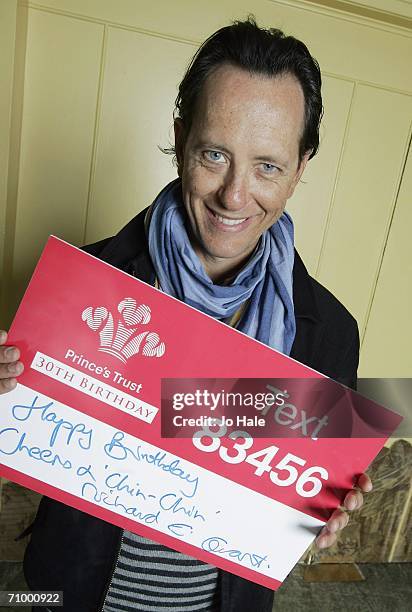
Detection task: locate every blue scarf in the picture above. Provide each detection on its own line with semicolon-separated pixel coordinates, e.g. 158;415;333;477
147;180;296;355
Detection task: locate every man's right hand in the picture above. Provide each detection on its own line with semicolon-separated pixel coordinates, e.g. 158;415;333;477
0;330;24;394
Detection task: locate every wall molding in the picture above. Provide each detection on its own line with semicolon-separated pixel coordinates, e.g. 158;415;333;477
23;2;201;46
271;0;412;36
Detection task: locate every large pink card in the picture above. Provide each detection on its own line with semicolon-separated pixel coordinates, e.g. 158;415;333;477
0;237;402;590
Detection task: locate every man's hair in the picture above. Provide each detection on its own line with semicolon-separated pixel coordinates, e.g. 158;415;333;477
172;16;323;161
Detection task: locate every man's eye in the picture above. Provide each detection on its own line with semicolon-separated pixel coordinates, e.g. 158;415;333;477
261;163;279;174
204;151;225;163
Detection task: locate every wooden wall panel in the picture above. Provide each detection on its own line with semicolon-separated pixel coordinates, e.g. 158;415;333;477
84;27;192;244
9;9;103;310
24;1;412;93
316;84;412;331
287;76;354;274
360;142;412;376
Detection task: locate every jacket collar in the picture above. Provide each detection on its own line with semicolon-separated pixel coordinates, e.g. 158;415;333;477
99;207;321;323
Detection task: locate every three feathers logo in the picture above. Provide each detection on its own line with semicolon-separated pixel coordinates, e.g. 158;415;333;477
81;297;166;364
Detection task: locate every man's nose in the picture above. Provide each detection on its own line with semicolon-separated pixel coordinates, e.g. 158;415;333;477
217;167;249;211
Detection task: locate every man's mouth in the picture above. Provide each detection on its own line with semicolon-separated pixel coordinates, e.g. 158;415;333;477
214;213;247;226
206;206;250;229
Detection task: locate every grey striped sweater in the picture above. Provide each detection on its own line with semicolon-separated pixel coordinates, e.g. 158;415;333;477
102;531;220;611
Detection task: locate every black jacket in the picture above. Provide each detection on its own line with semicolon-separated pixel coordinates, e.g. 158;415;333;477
24;209;359;612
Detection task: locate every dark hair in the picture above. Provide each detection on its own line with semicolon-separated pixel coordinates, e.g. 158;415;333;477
171;16;323;161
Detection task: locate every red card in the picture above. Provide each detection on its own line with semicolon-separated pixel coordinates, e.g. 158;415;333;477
0;237;402;590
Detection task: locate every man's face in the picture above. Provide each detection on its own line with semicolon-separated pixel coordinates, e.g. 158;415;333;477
174;64;310;280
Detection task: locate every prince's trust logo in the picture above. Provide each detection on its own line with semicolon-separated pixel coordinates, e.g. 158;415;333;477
81;297;166;364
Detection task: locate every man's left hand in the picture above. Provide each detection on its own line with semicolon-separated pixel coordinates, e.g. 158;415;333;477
315;473;372;550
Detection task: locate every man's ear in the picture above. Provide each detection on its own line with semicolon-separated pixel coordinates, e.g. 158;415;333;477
174;118;186;177
287;150;312;199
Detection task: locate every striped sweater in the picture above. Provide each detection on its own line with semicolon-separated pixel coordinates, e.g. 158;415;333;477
102;531;220;611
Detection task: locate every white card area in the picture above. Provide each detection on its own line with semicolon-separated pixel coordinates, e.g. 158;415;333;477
0;384;324;582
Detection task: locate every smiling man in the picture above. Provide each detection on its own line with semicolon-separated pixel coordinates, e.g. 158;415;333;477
174;65;309;284
0;17;371;612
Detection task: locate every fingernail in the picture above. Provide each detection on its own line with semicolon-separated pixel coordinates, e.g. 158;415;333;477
5;347;18;360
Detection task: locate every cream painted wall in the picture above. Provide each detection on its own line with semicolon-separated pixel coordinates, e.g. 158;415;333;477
361;143;412;377
1;0;412;384
0;1;17;309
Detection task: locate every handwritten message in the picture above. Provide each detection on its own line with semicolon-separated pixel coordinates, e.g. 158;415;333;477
0;384;324;584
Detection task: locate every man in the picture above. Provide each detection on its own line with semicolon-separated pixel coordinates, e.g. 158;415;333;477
0;17;371;612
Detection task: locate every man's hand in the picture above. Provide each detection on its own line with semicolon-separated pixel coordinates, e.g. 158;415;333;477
0;330;24;393
315;473;372;550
